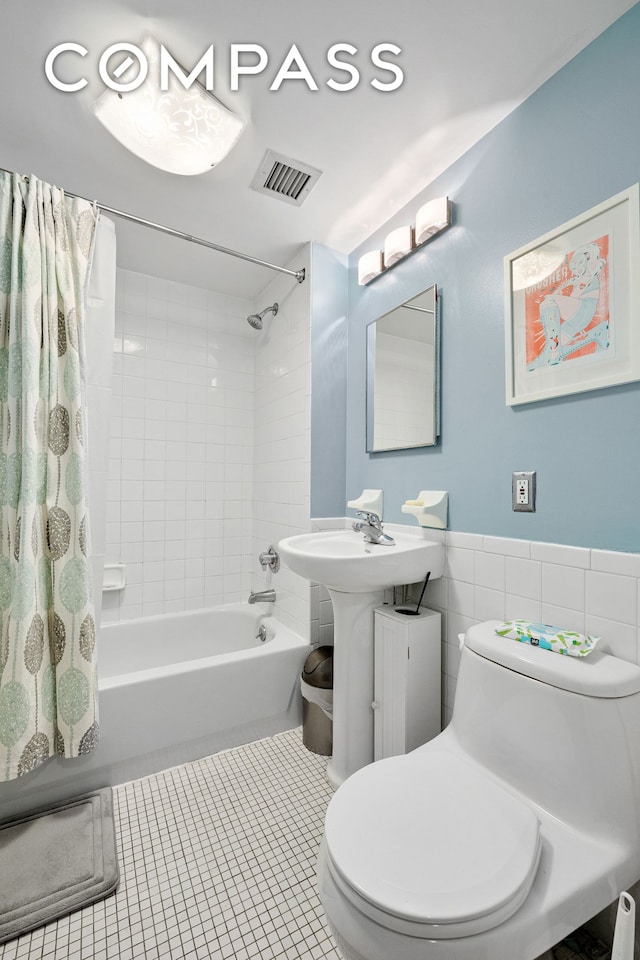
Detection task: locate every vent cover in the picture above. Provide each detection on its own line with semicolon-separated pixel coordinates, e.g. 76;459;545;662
251;150;322;206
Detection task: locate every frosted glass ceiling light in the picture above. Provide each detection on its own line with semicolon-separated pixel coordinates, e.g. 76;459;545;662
91;36;245;176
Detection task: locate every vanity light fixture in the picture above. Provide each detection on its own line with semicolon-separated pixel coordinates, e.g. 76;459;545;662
383;225;414;267
357;249;384;285
91;35;245;176
358;196;451;285
415;196;450;245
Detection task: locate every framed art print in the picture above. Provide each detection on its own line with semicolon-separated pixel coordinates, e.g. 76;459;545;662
505;184;640;405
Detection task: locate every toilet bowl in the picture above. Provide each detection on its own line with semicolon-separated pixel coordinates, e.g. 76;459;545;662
318;620;640;960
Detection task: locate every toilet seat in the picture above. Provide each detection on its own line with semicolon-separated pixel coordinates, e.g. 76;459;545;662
324;748;542;940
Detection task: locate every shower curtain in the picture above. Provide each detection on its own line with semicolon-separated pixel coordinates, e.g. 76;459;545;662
0;171;99;781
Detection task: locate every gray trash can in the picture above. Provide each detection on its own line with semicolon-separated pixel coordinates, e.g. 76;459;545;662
301;646;333;756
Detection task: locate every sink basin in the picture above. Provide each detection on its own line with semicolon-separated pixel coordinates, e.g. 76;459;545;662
278;528;443;593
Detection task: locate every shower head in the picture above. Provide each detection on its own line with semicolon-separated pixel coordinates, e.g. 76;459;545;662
247;302;278;330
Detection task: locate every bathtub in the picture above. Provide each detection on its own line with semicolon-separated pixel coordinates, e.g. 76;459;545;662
0;604;309;819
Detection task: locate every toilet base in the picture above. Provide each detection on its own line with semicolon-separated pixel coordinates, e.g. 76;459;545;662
318;819;640;960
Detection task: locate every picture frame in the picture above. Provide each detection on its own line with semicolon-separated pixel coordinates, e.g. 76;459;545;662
504;184;640;405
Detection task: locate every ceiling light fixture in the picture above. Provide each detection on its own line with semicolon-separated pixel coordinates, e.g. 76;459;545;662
91;36;245;176
358;196;451;285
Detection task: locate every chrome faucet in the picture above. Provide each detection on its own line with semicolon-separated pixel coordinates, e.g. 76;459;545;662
352;511;395;546
248;588;276;604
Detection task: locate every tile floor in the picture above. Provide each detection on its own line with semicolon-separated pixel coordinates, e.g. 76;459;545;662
0;730;342;960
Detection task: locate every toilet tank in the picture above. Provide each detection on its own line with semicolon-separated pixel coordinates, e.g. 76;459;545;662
449;621;640;846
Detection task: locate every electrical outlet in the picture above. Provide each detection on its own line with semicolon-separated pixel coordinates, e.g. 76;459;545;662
517;477;529;505
512;471;536;512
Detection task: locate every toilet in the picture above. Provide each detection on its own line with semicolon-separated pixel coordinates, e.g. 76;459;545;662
318;620;640;960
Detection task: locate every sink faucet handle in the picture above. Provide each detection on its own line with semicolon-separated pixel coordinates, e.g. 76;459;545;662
356;510;382;527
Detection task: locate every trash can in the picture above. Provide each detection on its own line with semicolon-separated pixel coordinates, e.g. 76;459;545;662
301;646;333;756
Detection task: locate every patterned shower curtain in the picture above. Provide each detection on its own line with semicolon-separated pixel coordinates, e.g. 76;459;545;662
0;171;99;781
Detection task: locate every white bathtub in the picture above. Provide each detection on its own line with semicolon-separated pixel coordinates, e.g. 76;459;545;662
0;604;309;819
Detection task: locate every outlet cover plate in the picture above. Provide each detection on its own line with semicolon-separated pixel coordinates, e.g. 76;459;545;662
512;471;536;512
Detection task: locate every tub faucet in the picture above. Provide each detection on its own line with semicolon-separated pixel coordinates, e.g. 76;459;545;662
249;588;276;604
352;511;395;546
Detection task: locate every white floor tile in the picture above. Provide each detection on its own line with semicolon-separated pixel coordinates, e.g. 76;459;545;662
1;730;342;960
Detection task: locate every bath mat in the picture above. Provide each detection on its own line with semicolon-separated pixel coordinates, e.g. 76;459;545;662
0;787;119;944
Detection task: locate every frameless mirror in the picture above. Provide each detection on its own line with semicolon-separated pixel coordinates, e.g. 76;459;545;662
366;284;439;452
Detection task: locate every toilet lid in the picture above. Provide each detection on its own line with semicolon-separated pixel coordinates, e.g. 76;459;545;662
325;749;541;935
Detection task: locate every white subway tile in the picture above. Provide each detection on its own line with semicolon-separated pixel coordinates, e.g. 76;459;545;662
445;612;477;647
530;541;591;568
586;571;637;625
121;501;143;523
505;557;541;600
121;522;143;543
474;551;505;591
446;531;484;549
143;561;164;583
591;549;640;578
121;542;144;564
540;603;585;634
474;586;506;622
445;546;474;583
585;614;637;662
425;576;448;610
143;582;164;603
443;640;462;678
541;563;585;612
143;521;165;542
447;579;475;618
504;594;542;622
483;536;530;558
122;583;143;605
443;675;457;712
319;600;334;625
319;624;335;645
165;580;185;601
177;539;197;563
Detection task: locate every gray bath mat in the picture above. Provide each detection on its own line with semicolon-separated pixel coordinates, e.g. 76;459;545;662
0;787;119;944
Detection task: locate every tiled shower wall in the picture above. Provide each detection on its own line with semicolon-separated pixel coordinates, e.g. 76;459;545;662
250;250;312;641
103;269;256;622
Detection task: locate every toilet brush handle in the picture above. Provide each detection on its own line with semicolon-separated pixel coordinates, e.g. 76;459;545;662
611;891;635;960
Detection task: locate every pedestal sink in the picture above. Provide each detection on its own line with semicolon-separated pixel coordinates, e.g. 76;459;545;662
278;527;443;787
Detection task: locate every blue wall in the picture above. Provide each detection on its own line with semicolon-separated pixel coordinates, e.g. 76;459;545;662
310;242;348;517
341;4;640;552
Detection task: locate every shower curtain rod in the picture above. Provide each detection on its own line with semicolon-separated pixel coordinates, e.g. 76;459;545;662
0;166;306;284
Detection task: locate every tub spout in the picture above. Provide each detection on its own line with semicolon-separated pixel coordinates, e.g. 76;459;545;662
249;589;276;604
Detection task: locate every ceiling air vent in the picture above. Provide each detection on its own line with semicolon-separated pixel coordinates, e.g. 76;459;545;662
251;150;322;206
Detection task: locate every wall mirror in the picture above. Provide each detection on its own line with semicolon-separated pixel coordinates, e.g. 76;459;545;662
366;283;439;452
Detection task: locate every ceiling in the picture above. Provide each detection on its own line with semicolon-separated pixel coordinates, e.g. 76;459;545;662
1;0;636;298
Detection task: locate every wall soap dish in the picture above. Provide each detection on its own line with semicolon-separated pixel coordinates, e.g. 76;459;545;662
401;491;448;529
103;563;126;593
347;489;383;517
